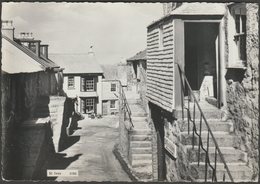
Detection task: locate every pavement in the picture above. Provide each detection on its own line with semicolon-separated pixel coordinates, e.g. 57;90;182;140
46;115;131;182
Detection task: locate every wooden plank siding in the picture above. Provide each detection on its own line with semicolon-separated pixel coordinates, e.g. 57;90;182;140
146;20;175;112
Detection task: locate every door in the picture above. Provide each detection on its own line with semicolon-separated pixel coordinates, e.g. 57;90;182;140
102;101;108;115
184;22;220;106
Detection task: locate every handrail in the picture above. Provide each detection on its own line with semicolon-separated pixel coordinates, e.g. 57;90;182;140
117;80;134;128
176;63;234;182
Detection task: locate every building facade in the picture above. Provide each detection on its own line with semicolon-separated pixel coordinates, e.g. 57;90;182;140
50;52;104;115
145;2;258;182
102;79;119;115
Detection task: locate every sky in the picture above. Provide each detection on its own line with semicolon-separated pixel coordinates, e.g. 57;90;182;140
2;2;163;65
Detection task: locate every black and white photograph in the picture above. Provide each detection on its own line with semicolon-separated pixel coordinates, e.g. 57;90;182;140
1;1;259;182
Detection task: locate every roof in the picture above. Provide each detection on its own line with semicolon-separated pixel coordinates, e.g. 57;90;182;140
2;35;60;74
49;53;103;74
127;49;147;62
148;3;226;28
2;36;44;74
171;3;226;16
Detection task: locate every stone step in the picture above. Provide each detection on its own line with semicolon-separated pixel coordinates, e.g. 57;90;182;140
176;109;222;119
132;122;149;129
190;162;252;181
179;119;234;133
127;99;141;105
133;165;153;180
132;159;152;168
132;117;147;122
180;131;237;147
132;154;152;160
131;141;151;148
131;134;152;141
131;111;147;117
130;129;151;135
186;146;247;163
132;147;152;154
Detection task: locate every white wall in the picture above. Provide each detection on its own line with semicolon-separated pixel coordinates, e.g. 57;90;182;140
63;74;103;114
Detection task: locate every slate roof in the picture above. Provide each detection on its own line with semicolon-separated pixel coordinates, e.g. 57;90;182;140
2;35;60;74
127;49;147;62
49;53;103;74
148;3;226;28
170;3;226;16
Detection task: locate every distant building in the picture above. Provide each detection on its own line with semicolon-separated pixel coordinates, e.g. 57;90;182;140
49;50;104;115
101;79;119;115
126;49;147;92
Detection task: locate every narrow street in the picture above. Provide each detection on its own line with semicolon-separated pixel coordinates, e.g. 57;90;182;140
48;116;131;182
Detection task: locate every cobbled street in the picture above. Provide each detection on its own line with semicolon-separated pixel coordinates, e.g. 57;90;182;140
47;116;130;182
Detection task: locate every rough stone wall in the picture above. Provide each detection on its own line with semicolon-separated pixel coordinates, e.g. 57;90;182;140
139;66;148;112
118;87;131;163
226;3;259;180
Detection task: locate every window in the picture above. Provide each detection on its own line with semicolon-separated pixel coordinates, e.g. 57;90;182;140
232;5;247;62
68;76;74;89
111;83;116;92
81;77;96;91
110;100;116;109
81;98;95;114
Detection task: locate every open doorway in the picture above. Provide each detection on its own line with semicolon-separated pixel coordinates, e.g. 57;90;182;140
184;22;221;107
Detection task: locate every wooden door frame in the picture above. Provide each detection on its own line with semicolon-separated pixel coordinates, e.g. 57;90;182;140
182;19;225;108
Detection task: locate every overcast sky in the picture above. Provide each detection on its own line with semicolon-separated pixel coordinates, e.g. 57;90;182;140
2;2;163;65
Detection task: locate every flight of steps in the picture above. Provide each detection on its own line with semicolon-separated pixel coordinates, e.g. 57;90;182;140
177;101;253;182
125;91;153;181
34;96;66;152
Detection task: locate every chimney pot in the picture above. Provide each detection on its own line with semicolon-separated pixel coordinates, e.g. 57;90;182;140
2;20;15;40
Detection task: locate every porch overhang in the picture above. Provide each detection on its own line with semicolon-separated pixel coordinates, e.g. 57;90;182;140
148;3;226;29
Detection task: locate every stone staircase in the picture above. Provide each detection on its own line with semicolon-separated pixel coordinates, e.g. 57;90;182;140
125;91;153;181
34;96;66;152
177;101;253;182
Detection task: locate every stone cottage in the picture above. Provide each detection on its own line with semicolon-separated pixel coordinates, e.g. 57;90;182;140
116;2;258;182
1;20;66;179
49;49;104;116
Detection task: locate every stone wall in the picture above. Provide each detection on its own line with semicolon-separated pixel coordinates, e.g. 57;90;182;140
1;70;63;179
225;3;259;180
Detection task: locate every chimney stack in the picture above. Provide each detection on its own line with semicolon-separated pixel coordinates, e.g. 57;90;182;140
88;45;95;57
19;32;34;40
2;20;15;40
40;44;49;59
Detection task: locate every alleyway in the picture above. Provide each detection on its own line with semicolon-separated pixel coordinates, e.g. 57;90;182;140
46;116;131;182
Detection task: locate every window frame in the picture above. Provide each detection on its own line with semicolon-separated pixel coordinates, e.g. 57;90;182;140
68;76;75;89
110;100;116;109
232;4;247;63
111;83;116;92
81;76;96;92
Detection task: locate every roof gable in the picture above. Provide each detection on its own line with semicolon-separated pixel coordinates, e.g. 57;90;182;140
49;53;103;74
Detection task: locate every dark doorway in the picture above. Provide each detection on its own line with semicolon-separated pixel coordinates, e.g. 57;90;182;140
184;22;219;101
150;103;166;181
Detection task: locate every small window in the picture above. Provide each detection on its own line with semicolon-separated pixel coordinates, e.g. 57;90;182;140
111;83;116;92
110;100;116;109
68;76;74;89
232;5;247;62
